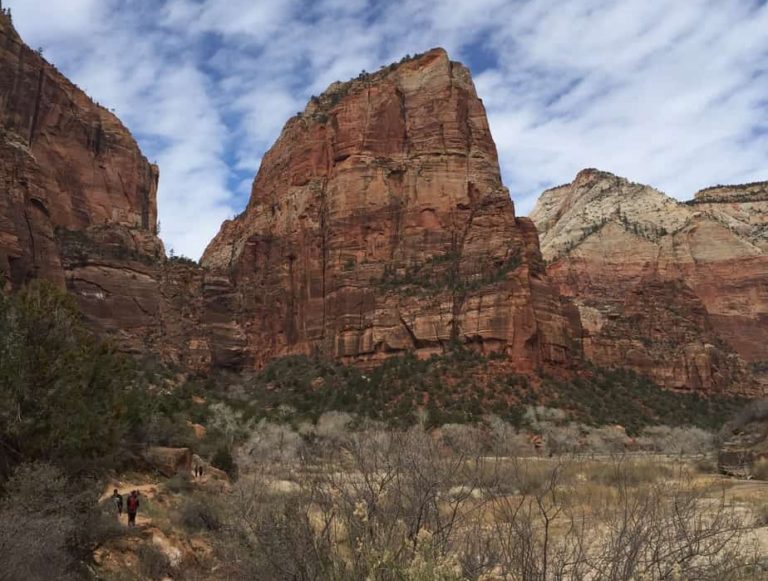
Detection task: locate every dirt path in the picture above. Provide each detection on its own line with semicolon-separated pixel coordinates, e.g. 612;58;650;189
101;480;161;528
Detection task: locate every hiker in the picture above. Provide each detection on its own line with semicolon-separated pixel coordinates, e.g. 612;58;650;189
126;490;140;527
111;489;123;516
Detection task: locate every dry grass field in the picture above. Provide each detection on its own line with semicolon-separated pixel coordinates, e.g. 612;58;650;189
182;426;768;580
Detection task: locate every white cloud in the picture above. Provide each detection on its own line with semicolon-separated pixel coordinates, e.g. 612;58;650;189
6;0;104;42
6;0;768;253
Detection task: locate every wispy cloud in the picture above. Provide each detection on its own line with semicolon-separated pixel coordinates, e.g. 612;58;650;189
7;0;768;257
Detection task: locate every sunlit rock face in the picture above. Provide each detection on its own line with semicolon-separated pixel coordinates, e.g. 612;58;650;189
202;48;576;370
4;2;763;398
531;169;768;394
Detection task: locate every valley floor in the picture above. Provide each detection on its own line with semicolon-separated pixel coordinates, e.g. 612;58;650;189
93;448;768;581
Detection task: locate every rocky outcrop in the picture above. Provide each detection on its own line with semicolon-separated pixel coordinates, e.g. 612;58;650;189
201;49;576;371
0;14;222;371
141;446;192;477
0;11;168;353
531;169;767;393
0;17;575;374
3;7;763;398
689;182;768;252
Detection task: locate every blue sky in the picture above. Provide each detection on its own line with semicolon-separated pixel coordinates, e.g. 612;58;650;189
7;0;768;259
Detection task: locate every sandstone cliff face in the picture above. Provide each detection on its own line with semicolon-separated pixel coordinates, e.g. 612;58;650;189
531;169;767;393
5;7;763;397
202;49;575;370
0;12;173;356
689;182;768;252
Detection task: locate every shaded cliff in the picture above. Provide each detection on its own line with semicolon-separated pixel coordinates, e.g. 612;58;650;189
531;169;767;394
0;11;168;353
0;12;210;368
202;49;576;371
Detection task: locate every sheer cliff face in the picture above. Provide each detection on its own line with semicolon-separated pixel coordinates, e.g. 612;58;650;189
0;13;165;352
531;169;768;393
202;49;575;369
5;7;762;396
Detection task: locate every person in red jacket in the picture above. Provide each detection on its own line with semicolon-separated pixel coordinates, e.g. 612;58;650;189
126;490;140;527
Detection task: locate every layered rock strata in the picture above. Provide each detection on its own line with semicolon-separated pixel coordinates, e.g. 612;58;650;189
0;12;210;368
4;6;764;397
0;12;160;347
531;169;767;393
201;49;575;370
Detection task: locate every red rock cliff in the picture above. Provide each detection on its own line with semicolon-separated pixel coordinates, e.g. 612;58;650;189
202;49;575;370
530;169;767;394
0;11;168;354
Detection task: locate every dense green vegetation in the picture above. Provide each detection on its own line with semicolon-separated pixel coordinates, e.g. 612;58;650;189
547;366;747;435
228;349;524;428
0;281;224;480
0;281;143;478
224;350;742;435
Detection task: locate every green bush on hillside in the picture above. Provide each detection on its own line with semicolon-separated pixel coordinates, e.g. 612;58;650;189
0;281;147;477
224;350;742;435
546;366;746;435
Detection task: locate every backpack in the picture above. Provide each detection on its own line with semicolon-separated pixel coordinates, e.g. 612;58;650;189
127;495;139;512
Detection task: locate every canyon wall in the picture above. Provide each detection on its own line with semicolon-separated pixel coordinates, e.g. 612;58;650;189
3;10;765;396
201;49;576;371
531;169;767;394
0;11;163;351
0;12;211;369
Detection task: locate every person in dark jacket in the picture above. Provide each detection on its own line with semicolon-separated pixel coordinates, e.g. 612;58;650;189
126;490;140;527
111;489;123;516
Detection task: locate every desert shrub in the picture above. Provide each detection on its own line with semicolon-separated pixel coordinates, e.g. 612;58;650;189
755;504;768;527
212;425;761;581
239;421;303;465
542;423;583;455
314;410;355;440
583;425;629;454
138;544;171;580
218;484;333;580
588;458;675;487
0;462;77;580
206;401;244;445
212;445;236;478
637;426;715;455
0;461;124;580
524;406;567;428
179;495;222;532
486;415;534;456
439;423;486;455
